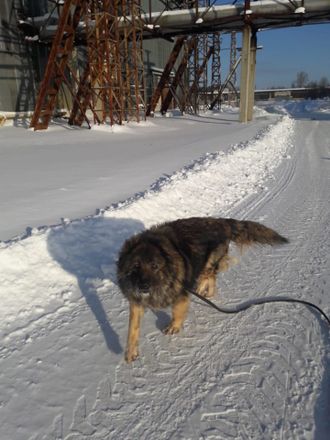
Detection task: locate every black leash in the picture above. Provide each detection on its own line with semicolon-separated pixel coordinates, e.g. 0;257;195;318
185;286;330;327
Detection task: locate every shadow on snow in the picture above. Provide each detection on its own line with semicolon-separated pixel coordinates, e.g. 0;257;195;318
47;216;144;355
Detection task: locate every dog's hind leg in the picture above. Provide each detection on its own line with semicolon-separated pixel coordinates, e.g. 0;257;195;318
196;269;216;298
198;244;232;298
126;302;144;363
163;295;190;335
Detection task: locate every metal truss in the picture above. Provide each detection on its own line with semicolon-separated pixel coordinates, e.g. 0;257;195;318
30;0;146;130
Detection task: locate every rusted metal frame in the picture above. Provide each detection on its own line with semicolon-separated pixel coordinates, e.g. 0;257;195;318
135;31;147;120
69;1;100;126
165;37;197;113
119;0;146;124
55;62;93;128
72;2;117;126
209;55;241;110
36;26;76;126
106;27;115;126
68;64;93;126
160;37;196;114
29;0;74;129
136;0;147;121
130;0;145;122
191;35;199;113
210;31;221;106
122;3;130;123
165;73;188;114
196;32;209;108
112;1;124;125
89;1;104;123
68;16;90;125
103;3;115;125
104;0;120;125
65;60;100;127
64;65;91;128
227;79;239;100
68;17;88;124
228;30;237;105
96;13;108;123
188;2;207;112
93;12;103;121
94;7;111;123
180;35;193;113
30;0;87;130
162;36;198;114
98;2;109;123
102;10;115;124
121;1;132;123
127;27;139;121
146;35;186;116
230;31;237;86
114;0;127;124
187;43;213;103
121;0;135;121
87;8;107;123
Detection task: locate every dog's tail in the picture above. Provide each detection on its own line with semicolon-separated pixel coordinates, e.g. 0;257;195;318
225;218;288;247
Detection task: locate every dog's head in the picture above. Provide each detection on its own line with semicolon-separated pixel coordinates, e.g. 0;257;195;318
117;234;181;308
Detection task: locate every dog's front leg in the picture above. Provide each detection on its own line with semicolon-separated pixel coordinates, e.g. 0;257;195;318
126;302;144;363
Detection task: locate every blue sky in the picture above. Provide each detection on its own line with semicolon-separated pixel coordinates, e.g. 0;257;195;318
212;0;330;89
219;23;330;89
255;24;330;88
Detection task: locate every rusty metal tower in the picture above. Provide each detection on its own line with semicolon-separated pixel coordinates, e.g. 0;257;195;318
147;0;223;115
228;30;238;104
30;0;146;130
210;31;222;109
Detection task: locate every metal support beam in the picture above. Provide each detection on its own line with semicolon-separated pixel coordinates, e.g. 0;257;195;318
146;36;186;116
30;0;88;130
161;37;197;114
209;55;241;110
247;31;257;121
239;24;256;123
186;43;214;106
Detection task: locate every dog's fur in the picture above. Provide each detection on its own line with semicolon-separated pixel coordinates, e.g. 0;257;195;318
117;217;288;362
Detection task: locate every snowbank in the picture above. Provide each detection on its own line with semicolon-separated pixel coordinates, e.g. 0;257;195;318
0;116;294;343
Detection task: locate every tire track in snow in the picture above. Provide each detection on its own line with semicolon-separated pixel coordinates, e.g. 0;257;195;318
26;116;299;440
74;119;329;440
186;120;329;440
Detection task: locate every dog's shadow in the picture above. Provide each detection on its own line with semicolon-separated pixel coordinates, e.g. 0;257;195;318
47;216;144;354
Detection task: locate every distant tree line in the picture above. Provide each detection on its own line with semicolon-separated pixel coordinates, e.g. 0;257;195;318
291;71;329;89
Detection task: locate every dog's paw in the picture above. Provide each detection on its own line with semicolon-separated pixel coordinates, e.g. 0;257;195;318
204;288;217;298
162;323;181;335
197;287;209;297
125;347;139;363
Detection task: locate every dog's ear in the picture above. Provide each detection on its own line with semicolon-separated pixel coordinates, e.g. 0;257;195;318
118;238;138;272
119;235;141;262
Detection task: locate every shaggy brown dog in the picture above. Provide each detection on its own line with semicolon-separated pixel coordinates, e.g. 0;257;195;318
117;217;288;362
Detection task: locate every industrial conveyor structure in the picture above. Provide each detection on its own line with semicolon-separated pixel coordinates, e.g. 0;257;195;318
19;0;330;130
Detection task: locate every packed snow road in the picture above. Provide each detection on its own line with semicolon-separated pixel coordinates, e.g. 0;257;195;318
0;110;272;242
0;105;329;439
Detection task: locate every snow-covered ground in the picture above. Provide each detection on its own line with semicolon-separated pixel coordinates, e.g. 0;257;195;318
0;110;273;242
0;101;329;440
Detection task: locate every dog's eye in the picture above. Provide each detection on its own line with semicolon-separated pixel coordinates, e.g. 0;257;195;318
129;262;140;273
151;263;159;270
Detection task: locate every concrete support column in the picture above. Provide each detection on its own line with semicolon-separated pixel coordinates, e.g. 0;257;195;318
239;25;257;122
